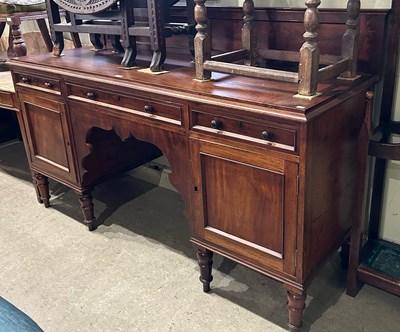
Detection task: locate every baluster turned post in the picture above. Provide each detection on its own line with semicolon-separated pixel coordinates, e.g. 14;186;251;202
242;0;256;66
298;0;321;97
194;0;211;80
341;0;361;79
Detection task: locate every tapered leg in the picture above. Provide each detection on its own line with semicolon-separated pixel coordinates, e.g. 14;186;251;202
286;288;306;331
197;248;213;293
32;172;50;208
78;190;97;231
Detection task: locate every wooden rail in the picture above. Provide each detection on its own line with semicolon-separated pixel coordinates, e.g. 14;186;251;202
194;0;361;97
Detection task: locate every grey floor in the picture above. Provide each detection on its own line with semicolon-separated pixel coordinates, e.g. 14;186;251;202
0;140;399;332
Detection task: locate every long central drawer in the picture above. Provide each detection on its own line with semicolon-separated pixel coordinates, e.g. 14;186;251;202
67;83;184;126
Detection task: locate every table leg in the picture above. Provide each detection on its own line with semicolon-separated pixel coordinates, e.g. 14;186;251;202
78;190;97;231
7;16;27;57
32;172;50;208
197;248;213;293
148;0;166;71
286;287;306;332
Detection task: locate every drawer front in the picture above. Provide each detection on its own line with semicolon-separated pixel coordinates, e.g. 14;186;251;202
191;110;297;152
0;90;16;109
67;84;183;125
14;72;61;93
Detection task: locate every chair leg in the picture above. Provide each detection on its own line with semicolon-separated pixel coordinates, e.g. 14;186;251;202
36;18;53;52
89;33;104;50
7;17;27;57
64;12;82;48
147;0;166;71
111;35;124;53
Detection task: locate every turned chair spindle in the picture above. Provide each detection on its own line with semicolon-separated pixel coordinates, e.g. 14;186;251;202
341;0;361;78
194;0;211;80
242;0;256;66
298;0;321;96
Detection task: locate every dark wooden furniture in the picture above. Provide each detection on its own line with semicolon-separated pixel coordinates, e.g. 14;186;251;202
46;0;194;70
0;9;81;58
193;0;362;98
168;6;386;78
347;0;400;297
10;44;376;330
0;10;52;57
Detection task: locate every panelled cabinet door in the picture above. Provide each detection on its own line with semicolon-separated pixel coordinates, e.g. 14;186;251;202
19;92;76;184
190;139;298;277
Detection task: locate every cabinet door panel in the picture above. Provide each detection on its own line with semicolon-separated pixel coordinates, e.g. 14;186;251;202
27;104;69;168
202;154;284;255
20;92;76;183
191;139;298;275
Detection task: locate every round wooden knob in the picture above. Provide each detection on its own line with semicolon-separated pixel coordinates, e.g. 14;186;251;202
261;130;273;140
365;91;374;100
44;82;53;88
86;92;96;100
144;105;155;114
210;119;222;130
21;77;30;84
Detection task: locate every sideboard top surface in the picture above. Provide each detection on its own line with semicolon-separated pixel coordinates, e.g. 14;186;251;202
10;48;374;117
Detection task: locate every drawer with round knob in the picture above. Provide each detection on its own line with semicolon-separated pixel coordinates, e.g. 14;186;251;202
14;73;60;93
67;83;183;125
191;110;297;152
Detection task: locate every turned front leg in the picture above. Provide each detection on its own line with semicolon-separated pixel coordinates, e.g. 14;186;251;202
7;17;27;57
120;0;137;67
78;190;97;231
197;248;213;292
194;0;211;80
32;172;50;208
286;287;307;331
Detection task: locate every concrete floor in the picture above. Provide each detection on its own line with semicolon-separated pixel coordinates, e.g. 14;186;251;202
0;140;399;332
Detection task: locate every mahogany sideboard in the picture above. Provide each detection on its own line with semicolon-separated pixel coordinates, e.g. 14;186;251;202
9;48;375;330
